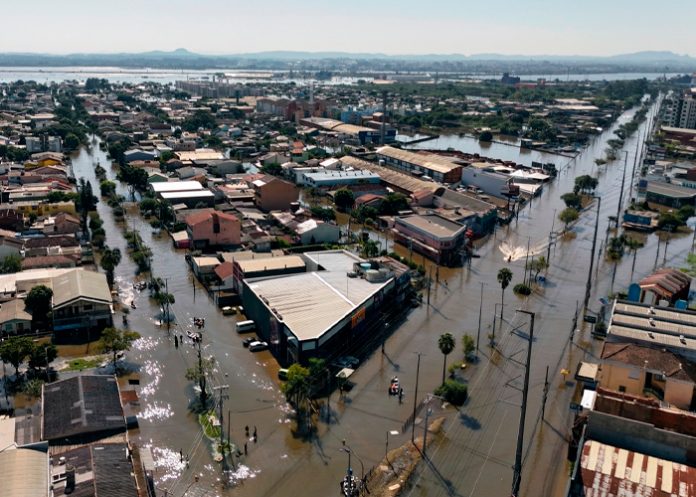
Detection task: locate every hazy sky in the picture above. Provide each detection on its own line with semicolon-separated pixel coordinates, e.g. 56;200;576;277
2;0;694;56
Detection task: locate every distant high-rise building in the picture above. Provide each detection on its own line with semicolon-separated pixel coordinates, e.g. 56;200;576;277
664;88;696;129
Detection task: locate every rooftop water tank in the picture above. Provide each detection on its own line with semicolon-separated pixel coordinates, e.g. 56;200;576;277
365;269;381;282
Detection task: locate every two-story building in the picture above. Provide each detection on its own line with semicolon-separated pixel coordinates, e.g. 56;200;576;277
392;213;467;266
251;175;299;212
185;210;241;248
51;269;113;341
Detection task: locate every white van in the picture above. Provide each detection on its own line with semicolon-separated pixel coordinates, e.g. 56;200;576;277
236;320;256;333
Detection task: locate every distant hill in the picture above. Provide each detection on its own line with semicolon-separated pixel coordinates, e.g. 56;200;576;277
0;49;694;73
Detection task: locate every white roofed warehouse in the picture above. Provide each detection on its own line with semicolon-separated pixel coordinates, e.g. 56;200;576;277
241;250;411;365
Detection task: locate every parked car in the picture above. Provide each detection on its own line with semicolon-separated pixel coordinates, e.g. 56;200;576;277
278;368;289;381
248;341;269;352
222;306;236;316
335;356;359;369
242;336;257;348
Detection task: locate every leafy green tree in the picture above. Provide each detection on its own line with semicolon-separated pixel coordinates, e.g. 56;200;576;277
434;379;468;406
0;254;22;274
0;336;35;376
497;268;513;327
658;211;683;232
28;343;58;371
100;246;122;287
334;188;355;211
559;207;579;231
561;192;582;210
99;327;140;367
574;175;598;194
182;110;216;132
478;130;493;142
185;355;215;408
64;133;80;150
99;180;117;197
379;193;409;215
360;239;379;258
526;256;549;282
462;334;475;361
438;333;456;384
282;363;310;402
25;285;53;328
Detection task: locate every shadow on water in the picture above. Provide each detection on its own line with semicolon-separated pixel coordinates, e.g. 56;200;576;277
459;414;482;431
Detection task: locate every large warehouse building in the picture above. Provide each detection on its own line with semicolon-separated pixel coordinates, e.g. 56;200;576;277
241;250;410;365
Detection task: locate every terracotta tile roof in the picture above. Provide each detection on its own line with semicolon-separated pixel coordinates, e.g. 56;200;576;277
601;342;696;383
214;261;234;281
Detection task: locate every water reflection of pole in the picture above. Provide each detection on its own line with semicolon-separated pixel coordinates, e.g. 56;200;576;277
546;210;556;262
654;237;661;271
627;131;641;203
663;234;670;266
584;195;601;311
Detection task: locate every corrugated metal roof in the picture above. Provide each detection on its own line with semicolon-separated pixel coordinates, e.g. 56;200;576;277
377;146;463;174
580;440;696;496
150;180;203;193
247;251;391;341
0;448;49;497
52;269;112;308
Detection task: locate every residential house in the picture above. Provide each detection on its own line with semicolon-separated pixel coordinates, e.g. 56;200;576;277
600;341;696;410
123;148;157;163
185;210;241;248
40;212;81;235
0;447;50;497
22;255;77;270
51;269;113;339
0;208;24;231
251;175;299;212
42;375;126;445
0;299;32;336
49;443;139;497
0;232;23;260
638;268;691;305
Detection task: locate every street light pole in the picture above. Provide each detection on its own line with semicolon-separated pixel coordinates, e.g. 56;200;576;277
476;282;484;353
615;150;629;230
584;195;601;311
411;352;422;444
512;310;535;497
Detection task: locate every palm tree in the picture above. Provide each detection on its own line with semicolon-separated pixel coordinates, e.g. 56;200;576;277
100;246;122;287
625;237;644;282
497;268;513;327
438;333;455;384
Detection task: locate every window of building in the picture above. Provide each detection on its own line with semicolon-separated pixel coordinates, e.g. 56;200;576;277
618;386;626;393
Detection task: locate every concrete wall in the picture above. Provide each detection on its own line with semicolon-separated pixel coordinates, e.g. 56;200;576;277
461;168;508;198
600;362;645;395
586;410;696;465
665;380;694;410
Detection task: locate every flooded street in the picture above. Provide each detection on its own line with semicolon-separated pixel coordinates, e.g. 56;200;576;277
67;95;689;497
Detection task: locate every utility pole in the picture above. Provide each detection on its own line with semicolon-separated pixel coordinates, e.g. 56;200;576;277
541;365;549;421
523;237;531;286
584;196;601;311
427;266;432;306
546;210;556;262
615;150;629;230
476;282;484;353
627;131;641;203
213;385;230;470
422;407;433;456
164;278;170;333
512;310;535;497
411;352;422;444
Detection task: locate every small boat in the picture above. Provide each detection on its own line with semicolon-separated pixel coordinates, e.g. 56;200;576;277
389;377;400;396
